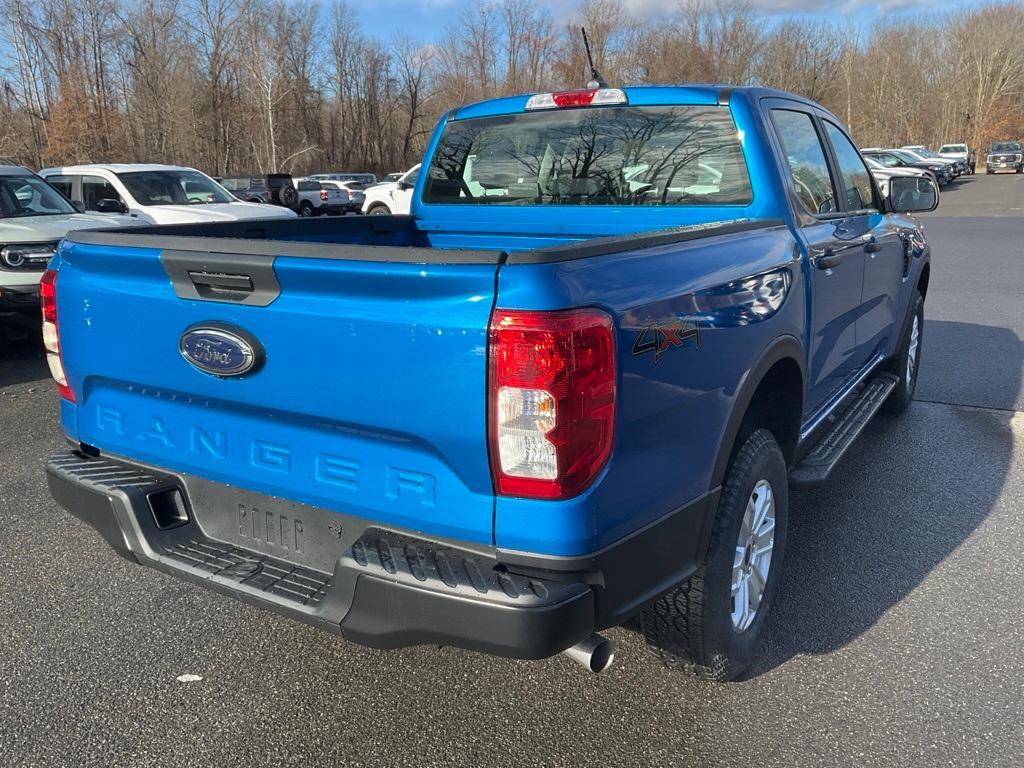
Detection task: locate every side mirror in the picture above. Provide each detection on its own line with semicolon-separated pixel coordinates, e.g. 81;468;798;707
887;176;939;214
71;200;86;213
96;198;127;214
397;180;412;190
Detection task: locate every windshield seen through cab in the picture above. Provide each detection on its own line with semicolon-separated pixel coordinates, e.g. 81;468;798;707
423;105;752;206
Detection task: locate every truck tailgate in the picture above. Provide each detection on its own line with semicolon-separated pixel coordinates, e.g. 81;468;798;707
54;240;498;545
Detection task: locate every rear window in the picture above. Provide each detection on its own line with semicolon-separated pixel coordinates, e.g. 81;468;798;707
423;105;752;206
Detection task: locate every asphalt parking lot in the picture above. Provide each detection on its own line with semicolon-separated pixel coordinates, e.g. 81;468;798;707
2;174;1023;768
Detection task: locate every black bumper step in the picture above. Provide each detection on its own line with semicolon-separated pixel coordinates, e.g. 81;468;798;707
46;450;596;659
790;373;899;488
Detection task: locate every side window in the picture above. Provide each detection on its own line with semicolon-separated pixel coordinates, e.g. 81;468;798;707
82;175;123;210
770;109;838;215
824;122;876;212
46;176;74;200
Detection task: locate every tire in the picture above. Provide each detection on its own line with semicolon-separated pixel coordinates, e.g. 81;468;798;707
882;291;924;415
298;201;314;217
367;204;390;215
278;185;299;208
641;429;789;681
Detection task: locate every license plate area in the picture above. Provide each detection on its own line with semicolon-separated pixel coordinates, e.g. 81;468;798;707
178;474;362;574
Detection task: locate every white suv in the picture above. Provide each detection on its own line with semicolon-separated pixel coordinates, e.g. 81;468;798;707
39;164;297;225
362;164;420;215
0;166;137;343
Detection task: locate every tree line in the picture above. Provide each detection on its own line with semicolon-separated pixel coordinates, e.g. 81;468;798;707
1;0;1023;176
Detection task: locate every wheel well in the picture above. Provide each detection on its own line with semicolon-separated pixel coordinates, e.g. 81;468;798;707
737;358;803;467
917;262;930;300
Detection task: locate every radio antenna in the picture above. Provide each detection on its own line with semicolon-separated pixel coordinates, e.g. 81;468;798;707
580;27;608;88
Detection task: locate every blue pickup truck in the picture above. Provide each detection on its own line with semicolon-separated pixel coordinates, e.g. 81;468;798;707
44;86;936;679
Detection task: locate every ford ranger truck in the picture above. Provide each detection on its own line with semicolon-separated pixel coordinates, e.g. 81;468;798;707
44;86;936;679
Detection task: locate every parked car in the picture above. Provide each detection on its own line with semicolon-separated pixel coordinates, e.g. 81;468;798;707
864;156;937;203
862;149;952;185
309;172;378;186
293;178;349;217
937;143;976;173
361;164;420;215
43;85;936;681
985;141;1023;174
219;174;301;210
0;166;136;343
903;146;966;177
318;180;365;213
40;165;298;225
382;173;402;183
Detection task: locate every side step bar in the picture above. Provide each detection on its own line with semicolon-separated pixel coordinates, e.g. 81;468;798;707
790;373;899;488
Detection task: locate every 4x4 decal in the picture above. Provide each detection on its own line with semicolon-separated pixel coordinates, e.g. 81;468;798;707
632;317;702;363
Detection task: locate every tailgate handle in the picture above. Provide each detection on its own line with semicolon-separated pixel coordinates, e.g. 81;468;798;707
161;250;280;306
188;270;254;298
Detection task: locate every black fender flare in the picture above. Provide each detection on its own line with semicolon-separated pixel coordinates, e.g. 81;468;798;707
709;334;806;489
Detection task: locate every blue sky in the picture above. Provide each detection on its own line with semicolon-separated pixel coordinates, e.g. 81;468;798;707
359;0;987;41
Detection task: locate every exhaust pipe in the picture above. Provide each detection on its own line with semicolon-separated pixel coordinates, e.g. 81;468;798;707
563;633;615;673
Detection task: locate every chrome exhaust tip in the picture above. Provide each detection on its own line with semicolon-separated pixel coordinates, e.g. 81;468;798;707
563;633;615;673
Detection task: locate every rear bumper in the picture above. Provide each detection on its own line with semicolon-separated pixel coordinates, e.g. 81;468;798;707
47;450;717;660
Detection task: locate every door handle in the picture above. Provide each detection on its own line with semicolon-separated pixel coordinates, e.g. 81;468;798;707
816;248;842;270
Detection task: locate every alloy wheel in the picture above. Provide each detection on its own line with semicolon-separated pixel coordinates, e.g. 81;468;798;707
731;479;776;632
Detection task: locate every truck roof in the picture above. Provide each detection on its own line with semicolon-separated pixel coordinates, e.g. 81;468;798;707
451;84;828;121
38;163;197;175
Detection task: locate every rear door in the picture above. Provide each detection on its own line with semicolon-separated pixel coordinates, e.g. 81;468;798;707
766;104;866;413
820;120;905;361
55;240;500;546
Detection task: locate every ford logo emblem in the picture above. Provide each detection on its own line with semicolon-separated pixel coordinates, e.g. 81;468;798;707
179;323;264;377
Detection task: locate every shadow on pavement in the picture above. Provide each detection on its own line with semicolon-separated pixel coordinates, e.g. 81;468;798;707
755;320;1021;673
0;325;49;390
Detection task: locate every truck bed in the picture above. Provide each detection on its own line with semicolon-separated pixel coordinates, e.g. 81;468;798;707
65;213;778;265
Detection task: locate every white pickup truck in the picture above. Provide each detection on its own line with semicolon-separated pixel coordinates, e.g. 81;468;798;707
362;164;420;215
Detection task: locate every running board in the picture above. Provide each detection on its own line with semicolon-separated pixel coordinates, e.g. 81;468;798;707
790;373;899;488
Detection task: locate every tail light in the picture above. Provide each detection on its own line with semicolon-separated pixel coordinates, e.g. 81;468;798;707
488;308;616;500
320;190;328;201
40;268;74;402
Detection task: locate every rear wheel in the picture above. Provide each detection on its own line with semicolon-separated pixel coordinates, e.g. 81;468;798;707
641;428;788;681
298;201;314;217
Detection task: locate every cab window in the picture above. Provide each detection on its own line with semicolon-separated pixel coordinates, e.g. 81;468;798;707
770;109;838;215
82;175;124;211
46;176;74;200
823;121;876;212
